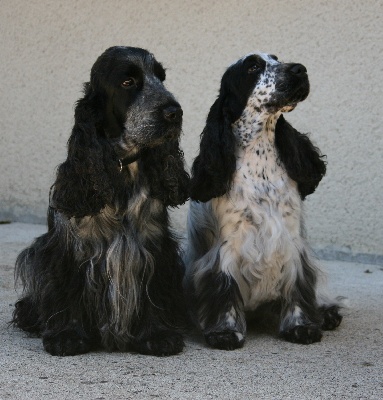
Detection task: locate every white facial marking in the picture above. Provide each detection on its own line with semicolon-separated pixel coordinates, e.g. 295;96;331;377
258;52;280;66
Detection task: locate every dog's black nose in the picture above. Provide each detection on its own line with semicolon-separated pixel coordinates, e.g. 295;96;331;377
163;105;183;122
289;64;307;75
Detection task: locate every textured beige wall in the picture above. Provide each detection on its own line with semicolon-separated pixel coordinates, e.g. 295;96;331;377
1;0;382;256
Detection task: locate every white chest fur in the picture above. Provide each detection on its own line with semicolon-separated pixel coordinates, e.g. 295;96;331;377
211;117;304;310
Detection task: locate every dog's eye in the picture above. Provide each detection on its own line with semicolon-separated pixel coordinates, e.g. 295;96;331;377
270;54;278;61
121;78;136;88
248;65;260;74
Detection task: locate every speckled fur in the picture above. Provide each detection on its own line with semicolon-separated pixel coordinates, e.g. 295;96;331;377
185;52;343;349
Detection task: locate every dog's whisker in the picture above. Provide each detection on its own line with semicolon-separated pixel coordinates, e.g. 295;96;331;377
45;307;69;326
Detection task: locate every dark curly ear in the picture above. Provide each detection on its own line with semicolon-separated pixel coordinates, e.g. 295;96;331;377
51;85;121;218
141;139;190;207
190;97;237;202
275;115;326;200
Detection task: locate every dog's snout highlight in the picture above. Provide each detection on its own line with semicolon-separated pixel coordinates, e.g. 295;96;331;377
163;104;183;122
289;63;307;76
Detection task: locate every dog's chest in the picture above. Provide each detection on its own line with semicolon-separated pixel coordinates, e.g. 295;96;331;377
219;132;301;236
214;131;302;307
72;192;164;274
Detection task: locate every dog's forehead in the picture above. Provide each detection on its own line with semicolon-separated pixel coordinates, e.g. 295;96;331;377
108;51;166;81
95;47;165;82
120;52;156;69
244;52;279;65
257;52;280;65
228;52;279;69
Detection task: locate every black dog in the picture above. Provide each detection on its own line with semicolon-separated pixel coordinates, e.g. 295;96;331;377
185;52;342;350
13;46;189;356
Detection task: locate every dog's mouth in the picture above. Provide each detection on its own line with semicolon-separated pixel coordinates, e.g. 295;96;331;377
290;80;310;102
147;127;181;148
128;125;182;152
116;128;181;167
120;112;182;152
280;104;297;112
271;74;310;113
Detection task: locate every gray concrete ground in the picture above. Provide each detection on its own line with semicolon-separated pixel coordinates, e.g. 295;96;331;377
0;223;382;400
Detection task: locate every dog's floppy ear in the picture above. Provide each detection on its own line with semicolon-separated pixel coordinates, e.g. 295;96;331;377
275;115;326;200
190;96;237;202
51;84;121;218
142;139;190;207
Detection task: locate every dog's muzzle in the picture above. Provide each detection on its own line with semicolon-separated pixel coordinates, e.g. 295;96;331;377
272;63;310;109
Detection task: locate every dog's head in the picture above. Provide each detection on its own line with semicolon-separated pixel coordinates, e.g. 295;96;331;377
190;52;324;202
88;46;183;160
221;52;310;122
52;47;189;218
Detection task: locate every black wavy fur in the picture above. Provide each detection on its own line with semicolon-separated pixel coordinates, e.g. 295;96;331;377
51;90;122;218
190;97;237;202
275;115;326;200
12;46;190;356
142;142;190;207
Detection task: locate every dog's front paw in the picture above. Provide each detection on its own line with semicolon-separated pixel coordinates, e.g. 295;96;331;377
205;330;245;350
134;331;184;356
281;324;323;344
320;305;343;330
43;329;92;356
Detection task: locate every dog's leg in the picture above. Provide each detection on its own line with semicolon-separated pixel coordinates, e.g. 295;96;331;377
280;304;323;344
39;281;99;356
132;328;185;357
40;291;100;356
131;243;186;357
318;303;343;331
14;230;99;355
14;291;98;356
130;295;185;356
194;270;246;350
42;322;98;356
13;296;41;334
279;254;324;344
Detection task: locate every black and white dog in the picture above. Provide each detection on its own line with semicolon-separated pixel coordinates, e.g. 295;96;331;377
185;52;342;349
13;47;190;356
